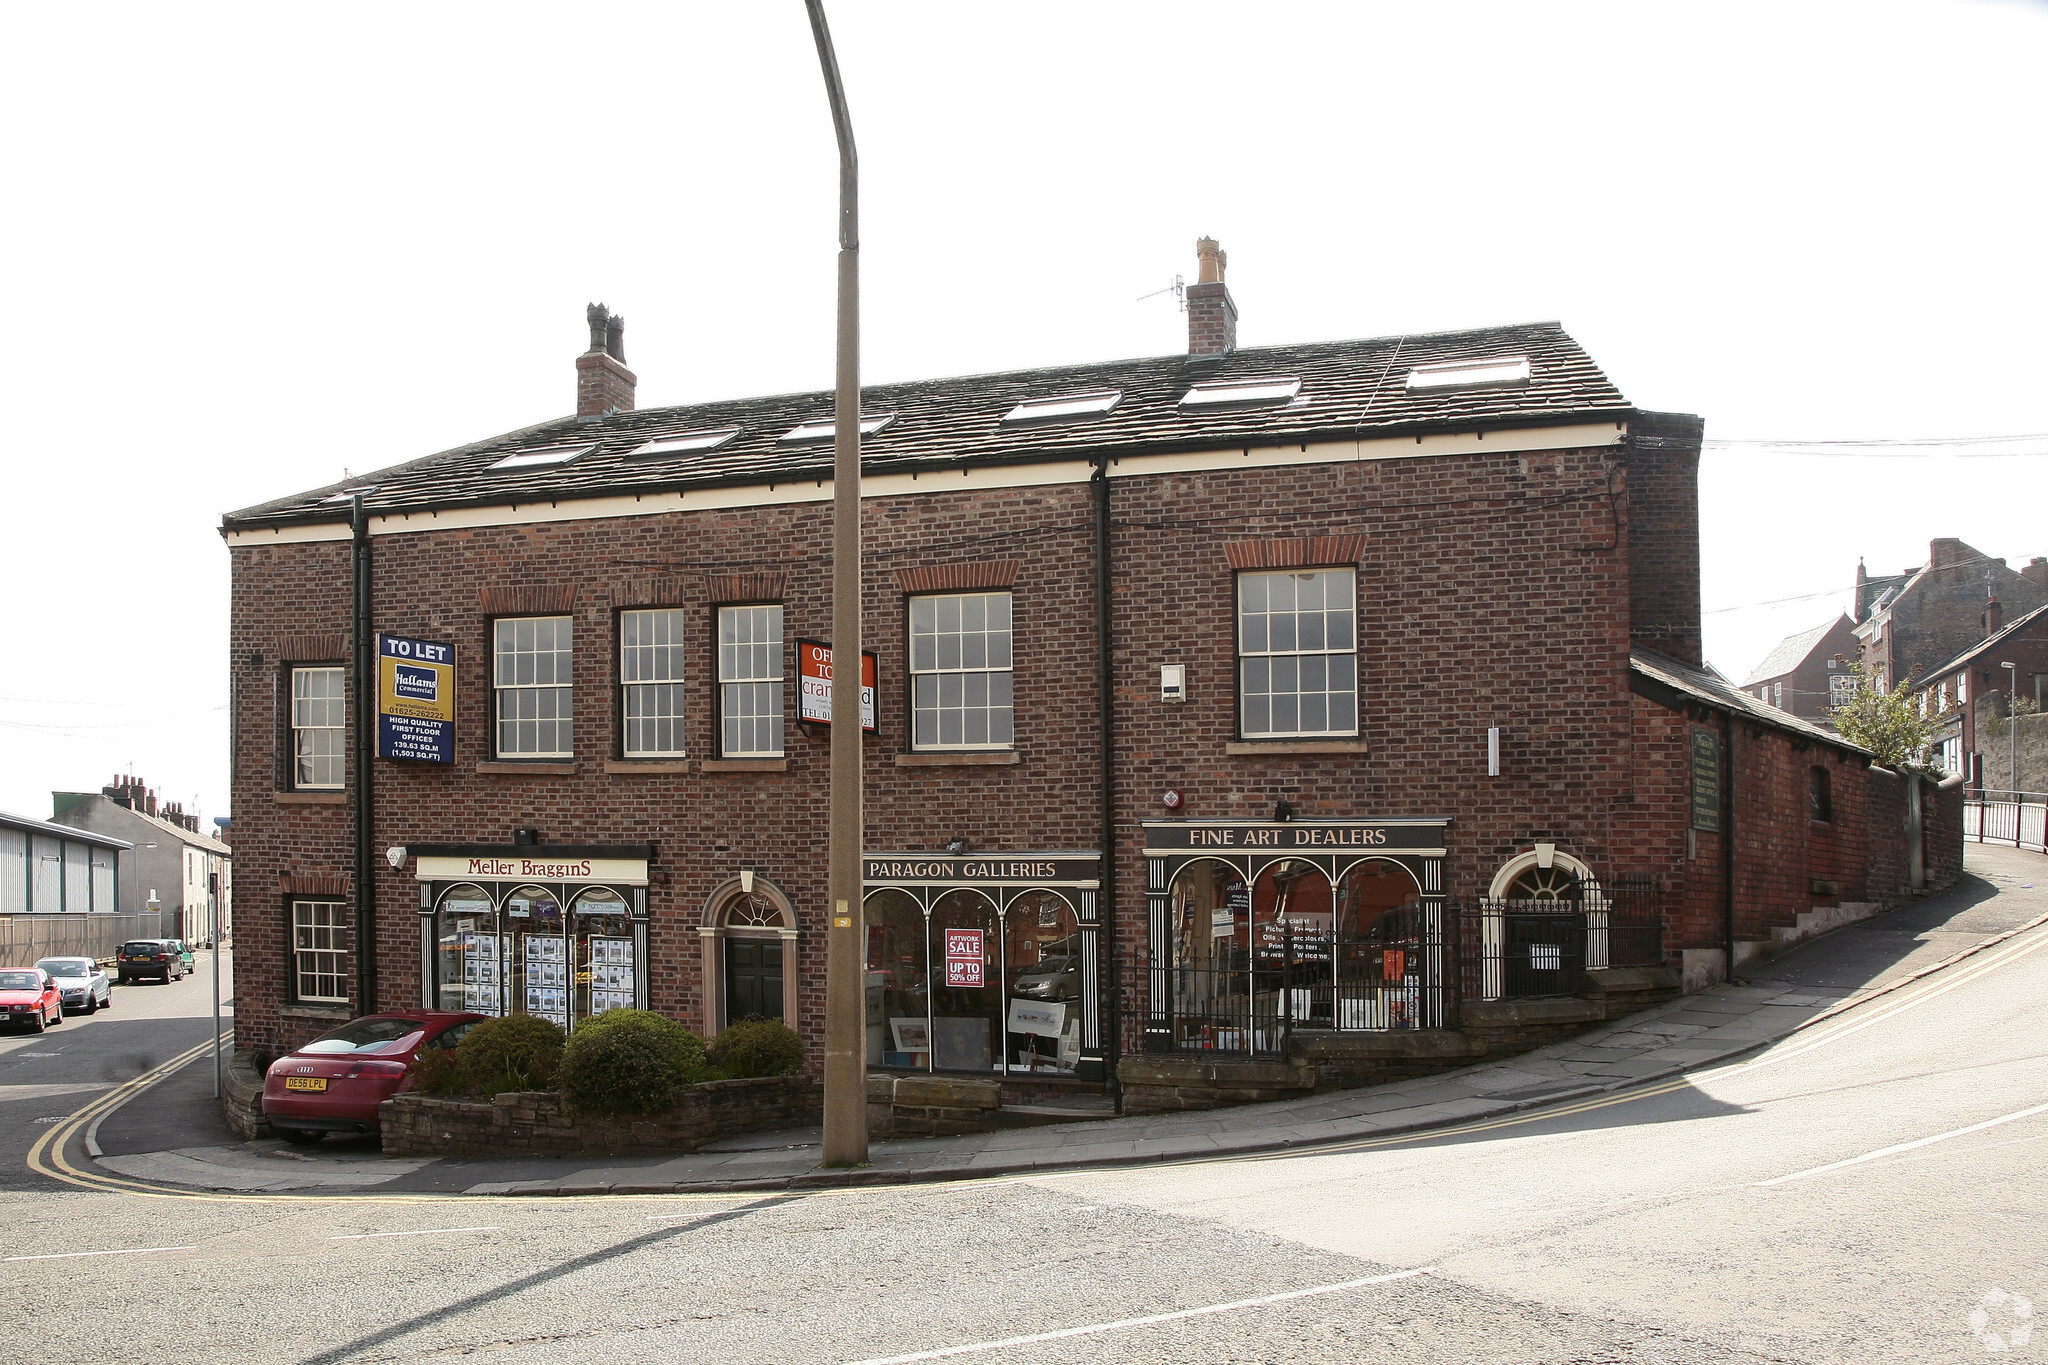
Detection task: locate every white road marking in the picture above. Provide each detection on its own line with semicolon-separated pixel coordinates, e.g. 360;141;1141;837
843;1266;1435;1364
1757;1100;2048;1186
4;1244;196;1262
328;1226;501;1241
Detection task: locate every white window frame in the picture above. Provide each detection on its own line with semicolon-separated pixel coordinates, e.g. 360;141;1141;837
493;615;574;759
1828;674;1854;709
619;608;688;758
909;591;1014;751
291;899;348;1004
290;665;346;790
1236;568;1360;740
718;604;785;758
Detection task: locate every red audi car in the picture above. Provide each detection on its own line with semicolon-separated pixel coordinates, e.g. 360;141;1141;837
1;968;63;1032
261;1011;483;1144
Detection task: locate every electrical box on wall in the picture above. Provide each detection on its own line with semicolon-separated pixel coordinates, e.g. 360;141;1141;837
1160;664;1187;703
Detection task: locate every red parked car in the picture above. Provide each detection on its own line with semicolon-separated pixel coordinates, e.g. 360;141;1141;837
261;1011;484;1144
1;968;63;1032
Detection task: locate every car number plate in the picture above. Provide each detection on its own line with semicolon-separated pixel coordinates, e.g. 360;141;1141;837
283;1077;328;1092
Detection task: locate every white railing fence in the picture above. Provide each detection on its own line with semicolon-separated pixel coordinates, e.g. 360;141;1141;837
1964;795;2048;854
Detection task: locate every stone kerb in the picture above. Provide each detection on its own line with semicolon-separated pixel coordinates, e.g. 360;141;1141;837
380;1075;821;1159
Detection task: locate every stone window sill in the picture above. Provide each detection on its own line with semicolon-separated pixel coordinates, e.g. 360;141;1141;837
1224;739;1370;756
895;751;1020;767
699;758;790;773
275;791;347;804
604;760;692;774
476;761;577;775
282;1003;353;1020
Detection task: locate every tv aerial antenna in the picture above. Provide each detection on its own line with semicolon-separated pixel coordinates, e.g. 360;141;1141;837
1137;274;1185;312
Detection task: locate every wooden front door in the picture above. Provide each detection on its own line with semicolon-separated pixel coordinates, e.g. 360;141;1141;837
725;937;784;1024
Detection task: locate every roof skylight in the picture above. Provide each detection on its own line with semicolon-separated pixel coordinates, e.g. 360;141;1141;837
1179;377;1302;409
488;443;595;471
319;485;380;504
1002;390;1123;425
627;428;740;458
779;414;897;443
1405;356;1533;391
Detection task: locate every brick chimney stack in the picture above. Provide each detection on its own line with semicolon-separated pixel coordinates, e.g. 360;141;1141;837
576;303;636;419
2024;557;2048;593
1186;238;1237;357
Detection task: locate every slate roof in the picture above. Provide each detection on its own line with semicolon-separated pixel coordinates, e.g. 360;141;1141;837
1632;647;1871;758
1916;600;2048;687
222;321;1629;532
1741;616;1849;686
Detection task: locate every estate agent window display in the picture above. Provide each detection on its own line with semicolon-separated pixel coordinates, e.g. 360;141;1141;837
414;845;651;1033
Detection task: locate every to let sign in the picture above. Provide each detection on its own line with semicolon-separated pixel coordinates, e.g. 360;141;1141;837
943;928;985;987
797;639;877;731
377;634;455;764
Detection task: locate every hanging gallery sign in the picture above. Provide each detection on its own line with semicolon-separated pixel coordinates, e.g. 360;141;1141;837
377;634;455;763
797;639;877;731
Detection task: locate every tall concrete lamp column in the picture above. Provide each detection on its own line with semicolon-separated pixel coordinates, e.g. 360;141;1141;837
806;0;867;1168
2003;662;2018;797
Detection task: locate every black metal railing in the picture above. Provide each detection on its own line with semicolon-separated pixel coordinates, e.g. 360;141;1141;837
1460;878;1666;1002
1142;908;1454;1056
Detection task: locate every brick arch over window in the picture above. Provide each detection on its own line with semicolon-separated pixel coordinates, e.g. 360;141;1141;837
697;875;798;1035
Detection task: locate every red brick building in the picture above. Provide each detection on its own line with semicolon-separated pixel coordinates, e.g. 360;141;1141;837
1738;615;1860;725
221;247;1955;1094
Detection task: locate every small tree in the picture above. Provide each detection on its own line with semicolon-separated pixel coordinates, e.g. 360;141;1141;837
1829;660;1939;770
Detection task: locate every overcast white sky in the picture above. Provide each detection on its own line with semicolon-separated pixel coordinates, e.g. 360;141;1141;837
2;1;2044;824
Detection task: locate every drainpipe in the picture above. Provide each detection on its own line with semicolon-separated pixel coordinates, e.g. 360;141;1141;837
1721;709;1736;984
1094;454;1121;1111
352;496;377;1013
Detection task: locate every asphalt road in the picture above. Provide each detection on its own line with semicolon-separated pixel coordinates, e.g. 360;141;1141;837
4;852;2046;1363
0;954;228;1192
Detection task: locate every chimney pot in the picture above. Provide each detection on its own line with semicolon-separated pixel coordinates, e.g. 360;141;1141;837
576;303;637;419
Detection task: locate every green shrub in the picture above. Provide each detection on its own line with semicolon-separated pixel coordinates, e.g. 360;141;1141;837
559;1009;708;1116
706;1016;805;1078
454;1014;565;1096
407;1044;466;1096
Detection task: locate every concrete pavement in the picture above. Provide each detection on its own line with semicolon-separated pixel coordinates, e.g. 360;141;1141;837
75;843;2048;1199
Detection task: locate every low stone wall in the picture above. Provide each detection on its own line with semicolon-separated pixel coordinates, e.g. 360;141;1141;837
867;1073;1001;1137
220;1047;273;1142
381;1075;820;1159
1119;966;1682;1114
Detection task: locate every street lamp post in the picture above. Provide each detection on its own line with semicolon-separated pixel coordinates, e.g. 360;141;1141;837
2003;662;2019;798
805;0;867;1168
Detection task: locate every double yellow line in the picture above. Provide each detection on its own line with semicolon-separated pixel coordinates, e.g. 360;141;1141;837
31;915;2048;1207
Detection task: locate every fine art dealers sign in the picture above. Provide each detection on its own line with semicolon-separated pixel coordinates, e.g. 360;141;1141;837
1143;820;1448;855
414;855;649;886
376;633;455;763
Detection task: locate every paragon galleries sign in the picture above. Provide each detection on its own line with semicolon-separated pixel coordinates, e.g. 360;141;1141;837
413;855;650;886
377;634;455;763
862;854;1102;887
797;639;877;731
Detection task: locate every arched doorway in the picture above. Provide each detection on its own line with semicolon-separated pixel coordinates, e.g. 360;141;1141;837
699;877;798;1036
1483;847;1606;995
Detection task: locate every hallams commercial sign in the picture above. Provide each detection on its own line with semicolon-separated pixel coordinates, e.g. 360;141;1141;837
376;633;455;764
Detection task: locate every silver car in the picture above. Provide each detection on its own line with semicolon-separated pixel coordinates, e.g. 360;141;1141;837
35;957;112;1015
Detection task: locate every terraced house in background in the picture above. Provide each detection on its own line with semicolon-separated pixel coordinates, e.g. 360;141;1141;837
219;242;1958;1111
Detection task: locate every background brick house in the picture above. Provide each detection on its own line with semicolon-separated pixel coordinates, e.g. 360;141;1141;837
221;245;1958;1093
1739;615;1860;726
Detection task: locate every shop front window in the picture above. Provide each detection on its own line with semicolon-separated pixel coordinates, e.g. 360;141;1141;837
1253;860;1332;1049
930;889;1000;1071
436;883;500;1015
1167;860;1245;1050
506;885;568;1029
1332;859;1424;1030
864;889;929;1067
572;888;634;1020
1004;891;1081;1074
